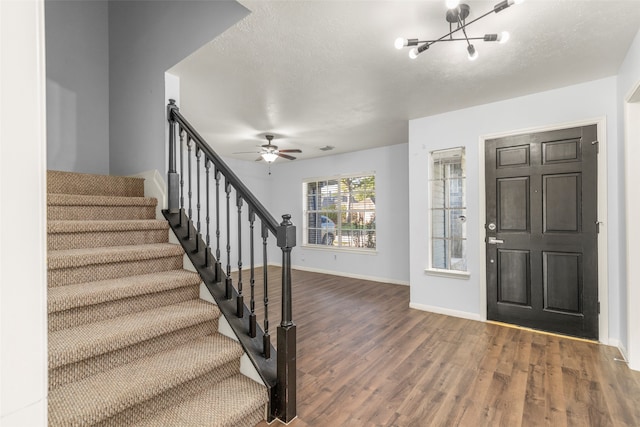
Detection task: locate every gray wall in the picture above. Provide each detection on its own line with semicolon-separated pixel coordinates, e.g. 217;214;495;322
108;0;250;177
46;0;110;174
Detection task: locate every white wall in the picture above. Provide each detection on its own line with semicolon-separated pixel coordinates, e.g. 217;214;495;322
409;77;623;340
108;0;250;177
45;0;109;174
268;144;410;285
618;28;640;368
1;0;48;424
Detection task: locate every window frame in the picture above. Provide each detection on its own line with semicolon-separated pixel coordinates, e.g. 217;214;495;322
426;147;470;279
302;172;377;252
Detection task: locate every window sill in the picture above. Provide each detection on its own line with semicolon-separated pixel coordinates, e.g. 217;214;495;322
302;244;378;255
424;268;470;280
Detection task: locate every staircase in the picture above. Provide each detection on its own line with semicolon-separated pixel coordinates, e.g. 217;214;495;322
46;170;268;426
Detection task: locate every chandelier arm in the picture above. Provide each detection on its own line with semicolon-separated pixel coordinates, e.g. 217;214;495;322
458;15;473;47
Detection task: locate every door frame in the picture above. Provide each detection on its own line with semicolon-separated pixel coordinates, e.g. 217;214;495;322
478;117;609;344
625;80;640;369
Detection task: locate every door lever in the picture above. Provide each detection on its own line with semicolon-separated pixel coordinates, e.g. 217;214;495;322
487;237;504;245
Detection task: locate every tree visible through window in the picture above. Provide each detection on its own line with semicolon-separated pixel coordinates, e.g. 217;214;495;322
303;174;376;249
430;148;466;271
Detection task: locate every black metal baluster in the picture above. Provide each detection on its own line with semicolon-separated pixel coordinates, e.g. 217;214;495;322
179;128;185;226
215;168;222;282
225;178;232;299
205;158;211;267
187;137;193;239
262;222;271;359
236;194;244;317
195;146;201;252
249;208;256;337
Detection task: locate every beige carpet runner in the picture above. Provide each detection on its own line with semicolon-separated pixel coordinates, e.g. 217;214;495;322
47;170;267;426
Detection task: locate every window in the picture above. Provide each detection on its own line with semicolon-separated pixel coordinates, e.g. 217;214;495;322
303;174;376;249
429;148;467;272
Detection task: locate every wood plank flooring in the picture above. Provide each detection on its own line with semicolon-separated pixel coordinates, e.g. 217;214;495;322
241;267;640;427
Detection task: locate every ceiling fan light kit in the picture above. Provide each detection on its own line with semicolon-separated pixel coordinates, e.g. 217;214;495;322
395;0;523;61
233;134;302;164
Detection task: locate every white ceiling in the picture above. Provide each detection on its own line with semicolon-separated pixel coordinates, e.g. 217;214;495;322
170;0;640;161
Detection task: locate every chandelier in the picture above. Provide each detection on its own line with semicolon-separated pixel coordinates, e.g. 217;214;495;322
395;0;524;61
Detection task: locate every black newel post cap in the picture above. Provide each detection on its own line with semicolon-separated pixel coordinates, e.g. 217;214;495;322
277;214;296;248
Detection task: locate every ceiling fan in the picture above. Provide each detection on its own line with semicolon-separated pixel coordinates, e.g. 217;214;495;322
233;134;302;163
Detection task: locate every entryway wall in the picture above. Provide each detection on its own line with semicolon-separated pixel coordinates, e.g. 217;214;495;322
409;76;624;344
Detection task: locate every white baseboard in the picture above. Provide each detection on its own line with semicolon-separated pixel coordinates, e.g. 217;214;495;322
284;263;409;286
409;302;483;322
129;169;166;219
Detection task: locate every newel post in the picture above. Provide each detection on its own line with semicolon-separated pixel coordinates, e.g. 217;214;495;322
167;100;180;213
276;214;297;422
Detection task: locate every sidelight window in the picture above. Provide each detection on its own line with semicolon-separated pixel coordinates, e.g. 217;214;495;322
303;173;376;250
429;148;467;273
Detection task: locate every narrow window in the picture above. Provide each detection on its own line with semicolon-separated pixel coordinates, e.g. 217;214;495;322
430;148;466;272
303;174;376;250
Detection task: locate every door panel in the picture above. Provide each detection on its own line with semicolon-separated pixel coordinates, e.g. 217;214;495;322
543;173;581;233
497;177;529;232
497;249;530;306
543;251;582;314
486;125;598;339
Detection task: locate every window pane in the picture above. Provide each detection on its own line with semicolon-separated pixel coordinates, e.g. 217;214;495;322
432;239;447;269
431;179;445;209
307;212;319;229
449;209;467;239
450;239;467;271
431;209;446;238
448;178;465;208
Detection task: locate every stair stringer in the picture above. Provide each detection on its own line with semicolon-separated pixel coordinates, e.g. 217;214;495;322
168;217;266;388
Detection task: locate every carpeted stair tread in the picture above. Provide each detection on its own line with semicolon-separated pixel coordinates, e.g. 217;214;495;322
48;270;201;313
48;243;184;270
131;374;268;427
49;299;220;369
48;334;244;426
48;193;157;207
48;219;169;233
48;170;145;197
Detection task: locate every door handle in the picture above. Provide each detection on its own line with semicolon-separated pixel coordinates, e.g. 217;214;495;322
487;237;504;245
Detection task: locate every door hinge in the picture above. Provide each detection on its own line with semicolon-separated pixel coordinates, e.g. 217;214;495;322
596;221;602;233
592;140;599;154
598;301;601;314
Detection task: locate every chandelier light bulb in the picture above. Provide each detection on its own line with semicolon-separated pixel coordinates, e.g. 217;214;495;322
467;44;478;61
395;37;407;50
409;48;419;59
446;0;460;9
498;31;510;44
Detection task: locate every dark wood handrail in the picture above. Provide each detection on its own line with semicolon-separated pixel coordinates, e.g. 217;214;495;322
167;100;279;234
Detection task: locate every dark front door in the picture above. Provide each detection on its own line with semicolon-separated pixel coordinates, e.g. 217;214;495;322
485;125;599;339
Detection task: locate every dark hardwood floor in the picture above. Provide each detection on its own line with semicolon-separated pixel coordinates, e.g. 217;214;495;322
239;267;640;426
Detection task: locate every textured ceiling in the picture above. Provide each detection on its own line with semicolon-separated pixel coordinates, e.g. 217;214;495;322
170;0;640;161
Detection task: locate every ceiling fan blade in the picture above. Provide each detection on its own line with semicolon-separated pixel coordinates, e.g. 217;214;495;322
255;157;264;162
278;149;302;153
278;153;296;160
233;151;262;154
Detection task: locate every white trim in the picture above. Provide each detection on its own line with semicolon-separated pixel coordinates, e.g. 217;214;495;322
424;268;470;279
478;117;609;344
286;263;409;286
624;80;640;371
301;244;377;255
409;302;483;322
129;169;166;219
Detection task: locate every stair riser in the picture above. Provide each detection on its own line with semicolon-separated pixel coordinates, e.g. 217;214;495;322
49;322;218;390
49;286;199;332
48;205;156;221
48;229;169;250
48;171;144;197
94;360;241;427
48;256;183;288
